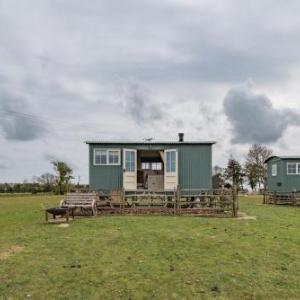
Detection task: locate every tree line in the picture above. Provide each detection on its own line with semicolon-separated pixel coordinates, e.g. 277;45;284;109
213;144;273;192
1;144;272;194
0;161;87;194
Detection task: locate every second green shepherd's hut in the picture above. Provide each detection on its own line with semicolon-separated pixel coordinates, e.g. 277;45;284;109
265;155;300;192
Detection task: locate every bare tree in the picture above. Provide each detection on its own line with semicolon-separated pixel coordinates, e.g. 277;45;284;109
245;144;273;191
35;173;56;192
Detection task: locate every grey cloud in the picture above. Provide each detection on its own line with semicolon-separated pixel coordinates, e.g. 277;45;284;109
0;91;47;141
2;0;300;86
124;83;162;125
1;0;300;182
43;152;77;171
224;86;300;144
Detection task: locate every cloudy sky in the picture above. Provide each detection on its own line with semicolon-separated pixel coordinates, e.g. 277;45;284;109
1;0;300;183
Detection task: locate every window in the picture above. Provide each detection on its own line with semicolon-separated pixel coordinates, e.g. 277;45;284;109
94;149;120;165
125;150;135;172
271;164;277;176
94;149;107;165
166;151;176;173
109;150;120;165
287;162;300;175
141;161;162;170
141;162;151;170
152;162;162;170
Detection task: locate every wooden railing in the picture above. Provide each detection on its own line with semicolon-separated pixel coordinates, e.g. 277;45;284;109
96;187;237;217
263;192;300;206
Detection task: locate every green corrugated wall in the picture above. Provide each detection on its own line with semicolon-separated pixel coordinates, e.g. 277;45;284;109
89;143;212;191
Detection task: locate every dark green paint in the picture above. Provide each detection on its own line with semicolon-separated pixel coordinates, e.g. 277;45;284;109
88;143;213;191
266;157;300;192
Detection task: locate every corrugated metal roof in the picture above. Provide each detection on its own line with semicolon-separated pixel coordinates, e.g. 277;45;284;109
85;140;216;145
265;155;300;163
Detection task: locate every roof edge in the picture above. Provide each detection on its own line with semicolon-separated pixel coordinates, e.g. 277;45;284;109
84;140;216;145
264;156;279;163
264;155;300;163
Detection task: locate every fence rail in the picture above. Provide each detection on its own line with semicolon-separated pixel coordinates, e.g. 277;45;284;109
96;187;237;217
263;192;300;206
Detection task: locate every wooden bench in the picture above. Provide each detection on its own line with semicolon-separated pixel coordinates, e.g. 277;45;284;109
60;192;99;216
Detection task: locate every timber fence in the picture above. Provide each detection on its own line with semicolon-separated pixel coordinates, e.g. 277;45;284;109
263;192;300;206
96;187;238;217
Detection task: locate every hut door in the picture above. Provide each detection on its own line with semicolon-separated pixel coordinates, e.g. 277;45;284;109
164;149;178;190
123;149;137;190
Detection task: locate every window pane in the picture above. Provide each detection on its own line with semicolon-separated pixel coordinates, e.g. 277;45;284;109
95;154;101;165
142;162;150;170
100;150;107;164
171;151;176;162
152;162;162;170
287;163;296;174
130;152;135;171
272;164;277;176
171;161;176;172
126;151;131;162
166;151;176;172
109;150;119;164
95;150;107;165
166;152;171;172
171;151;176;172
125;151;135;172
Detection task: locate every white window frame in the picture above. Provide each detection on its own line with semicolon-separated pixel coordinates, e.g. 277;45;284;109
271;164;277;176
165;149;177;174
286;162;300;175
93;148;120;166
141;162;151;170
152;162;162;170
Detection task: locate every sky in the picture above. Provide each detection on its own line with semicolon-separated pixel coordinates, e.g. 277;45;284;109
1;0;300;183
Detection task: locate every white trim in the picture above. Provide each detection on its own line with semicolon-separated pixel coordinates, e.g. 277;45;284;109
123;148;136;173
165;149;177;174
271;164;277;176
93;148;120;166
286;162;300;175
123;148;137;190
108;149;121;165
164;149;178;190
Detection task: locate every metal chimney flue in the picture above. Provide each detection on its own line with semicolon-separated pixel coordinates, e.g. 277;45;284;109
178;132;184;142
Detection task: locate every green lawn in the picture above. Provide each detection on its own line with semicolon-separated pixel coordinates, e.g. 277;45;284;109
0;195;299;299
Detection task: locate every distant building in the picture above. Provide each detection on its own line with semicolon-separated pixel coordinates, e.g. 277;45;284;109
85;133;215;192
265;156;300;192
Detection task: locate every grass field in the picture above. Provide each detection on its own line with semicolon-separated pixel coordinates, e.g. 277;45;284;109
0;195;299;299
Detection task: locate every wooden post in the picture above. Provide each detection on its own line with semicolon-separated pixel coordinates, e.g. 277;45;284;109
232;185;238;217
45;210;48;222
121;188;125;215
173;190;177;215
176;185;181;216
292;192;296;206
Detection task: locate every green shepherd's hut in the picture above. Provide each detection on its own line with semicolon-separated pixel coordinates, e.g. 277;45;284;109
85;133;215;193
